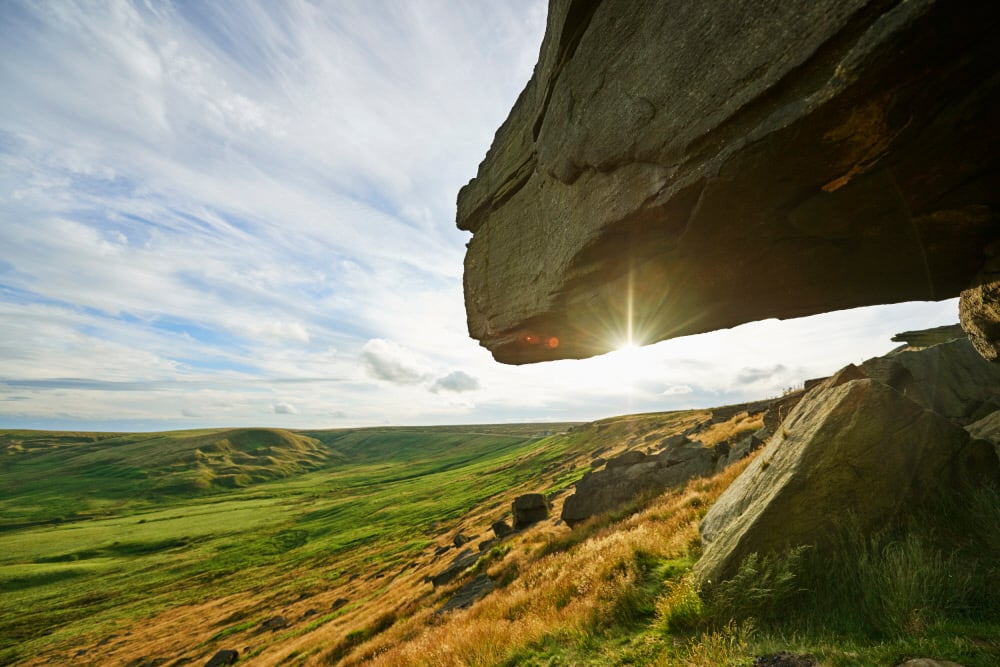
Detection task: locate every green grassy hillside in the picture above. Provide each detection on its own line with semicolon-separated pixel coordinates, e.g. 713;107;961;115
0;422;588;665
0;428;340;526
6;410;994;667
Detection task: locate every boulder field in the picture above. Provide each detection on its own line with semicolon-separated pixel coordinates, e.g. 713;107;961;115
457;0;1000;364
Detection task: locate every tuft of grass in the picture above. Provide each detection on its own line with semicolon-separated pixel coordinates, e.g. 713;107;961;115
656;574;704;633
663;619;754;667
701;546;808;627
697;411;764;447
691;486;1000;642
854;532;973;636
207;617;260;642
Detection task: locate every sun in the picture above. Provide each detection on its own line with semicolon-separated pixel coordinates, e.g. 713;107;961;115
589;338;650;393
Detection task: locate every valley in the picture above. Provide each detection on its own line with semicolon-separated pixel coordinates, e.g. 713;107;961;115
3;334;1000;666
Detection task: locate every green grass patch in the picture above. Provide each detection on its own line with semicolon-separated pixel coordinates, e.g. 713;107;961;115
0;423;587;664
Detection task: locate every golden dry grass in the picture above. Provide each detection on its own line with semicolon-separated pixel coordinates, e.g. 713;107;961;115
696;411;763;447
16;410;739;666
325;456;757;667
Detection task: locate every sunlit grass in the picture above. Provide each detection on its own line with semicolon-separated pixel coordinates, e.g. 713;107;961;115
0;424;582;664
5;417;998;667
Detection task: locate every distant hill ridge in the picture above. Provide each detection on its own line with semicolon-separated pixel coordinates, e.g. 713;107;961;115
0;428;338;523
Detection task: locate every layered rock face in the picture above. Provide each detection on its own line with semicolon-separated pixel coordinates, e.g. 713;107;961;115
458;0;1000;363
695;377;993;584
694;336;1000;585
561;441;715;526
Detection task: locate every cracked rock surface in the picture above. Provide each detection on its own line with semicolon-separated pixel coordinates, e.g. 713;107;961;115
457;0;1000;364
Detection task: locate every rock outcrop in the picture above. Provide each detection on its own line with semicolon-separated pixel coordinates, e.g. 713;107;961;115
754;654;817;667
258;616;287;633
457;0;1000;364
490;520;513;538
960;253;1000;362
694;377;997;585
859;337;1000;423
561;440;715;526
890;324;966;349
966;410;1000;463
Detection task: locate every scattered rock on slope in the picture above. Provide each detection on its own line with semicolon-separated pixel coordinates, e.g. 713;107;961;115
438;574;495;614
205;649;239;667
695;377;997;585
430;549;480;588
491;520;513;538
512;493;550;529
754;653;817;667
124;658;167;667
258;615;287;632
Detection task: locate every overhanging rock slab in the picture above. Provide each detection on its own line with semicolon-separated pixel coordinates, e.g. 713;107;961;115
458;0;1000;363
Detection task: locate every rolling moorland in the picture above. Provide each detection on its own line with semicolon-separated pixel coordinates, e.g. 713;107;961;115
3;336;1000;667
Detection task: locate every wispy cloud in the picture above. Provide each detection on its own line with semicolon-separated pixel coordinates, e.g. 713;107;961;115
0;1;961;431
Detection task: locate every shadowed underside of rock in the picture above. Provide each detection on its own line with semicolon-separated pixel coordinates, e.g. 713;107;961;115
457;0;1000;364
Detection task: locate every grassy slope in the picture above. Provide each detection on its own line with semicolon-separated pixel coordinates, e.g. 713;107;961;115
0;428;338;525
338;463;1000;667
0;422;588;665
4;409;995;666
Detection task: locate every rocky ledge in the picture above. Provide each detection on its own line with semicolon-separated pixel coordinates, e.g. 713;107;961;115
458;0;1000;363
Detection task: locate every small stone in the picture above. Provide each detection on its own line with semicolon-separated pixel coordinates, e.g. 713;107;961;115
204;649;239;667
754;653;816;667
491;520;513;538
259;615;287;632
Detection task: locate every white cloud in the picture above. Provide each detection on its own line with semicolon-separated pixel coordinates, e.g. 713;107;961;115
360;339;430;385
431;371;480;394
662;384;693;396
273;402;298;415
0;1;966;432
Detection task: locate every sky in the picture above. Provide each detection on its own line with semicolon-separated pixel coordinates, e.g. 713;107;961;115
0;0;961;432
